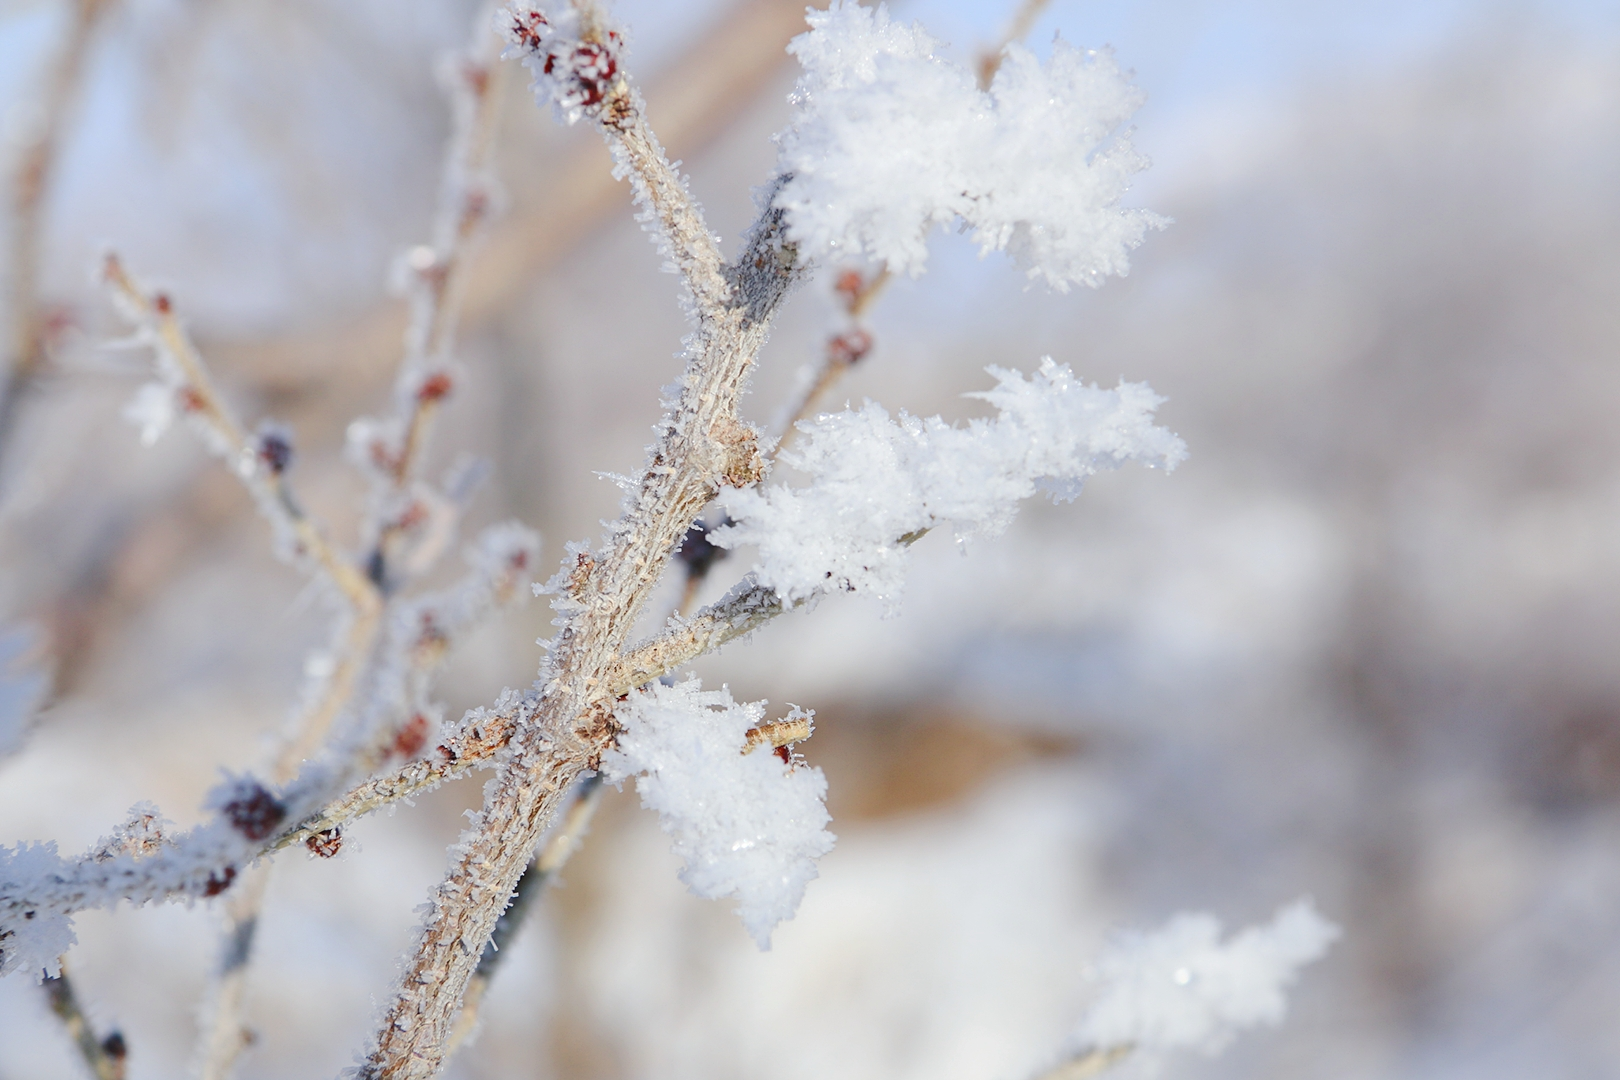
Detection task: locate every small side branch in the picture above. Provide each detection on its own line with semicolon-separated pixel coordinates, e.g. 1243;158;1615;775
0;0;115;466
101;255;379;616
43;965;128;1080
613;578;783;690
1032;1045;1133;1080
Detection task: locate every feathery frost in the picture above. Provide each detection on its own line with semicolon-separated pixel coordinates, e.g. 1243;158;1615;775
1070;900;1339;1059
602;679;834;949
715;359;1186;606
774;1;1166;289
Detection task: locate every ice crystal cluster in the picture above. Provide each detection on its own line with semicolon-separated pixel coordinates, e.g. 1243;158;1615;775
1070;901;1339;1058
602;679;834;949
774;1;1167;289
716;359;1186;606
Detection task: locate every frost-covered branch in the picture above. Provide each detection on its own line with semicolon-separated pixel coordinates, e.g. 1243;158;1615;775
614;577;785;689
350;2;513;596
445;774;604;1051
717;360;1186;606
505;0;731;322
357;7;807;1073
101;255;379;614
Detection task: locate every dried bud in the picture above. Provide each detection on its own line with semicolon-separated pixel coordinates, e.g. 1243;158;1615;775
834;268;865;309
393;714;430;759
205;866;237;897
416;372;454;403
177;386;207;413
676;517;730;581
506;7;549;51
152;293;172;315
100;1032;127;1061
827;328;873;368
256;423;294;475
222;783;286;842
305;829;343;859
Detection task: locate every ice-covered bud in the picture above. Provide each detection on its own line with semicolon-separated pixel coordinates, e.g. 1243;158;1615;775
774;1;1165;290
502;1;627;125
207;775;286;843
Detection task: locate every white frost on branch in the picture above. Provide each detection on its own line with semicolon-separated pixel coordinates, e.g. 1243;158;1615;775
774;1;1166;289
715;359;1186;606
501;1;625;127
0;778;294;980
601;679;834;950
1068;900;1339;1060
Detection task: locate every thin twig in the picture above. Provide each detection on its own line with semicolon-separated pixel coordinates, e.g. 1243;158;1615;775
0;0;115;471
772;265;887;455
1031;1044;1134;1080
366;6;511;591
976;0;1054;89
100;255;378;615
43;965;127;1080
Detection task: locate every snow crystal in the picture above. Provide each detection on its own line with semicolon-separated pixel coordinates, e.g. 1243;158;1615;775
774;2;1166;290
1071;900;1338;1057
601;679;835;949
715;359;1186;606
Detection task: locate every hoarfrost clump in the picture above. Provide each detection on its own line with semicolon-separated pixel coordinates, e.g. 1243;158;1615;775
715;359;1186;606
1069;900;1339;1060
0;843;78;978
602;679;834;949
774;0;1167;289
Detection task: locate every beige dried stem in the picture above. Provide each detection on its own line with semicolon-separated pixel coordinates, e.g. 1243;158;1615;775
0;0;115;471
